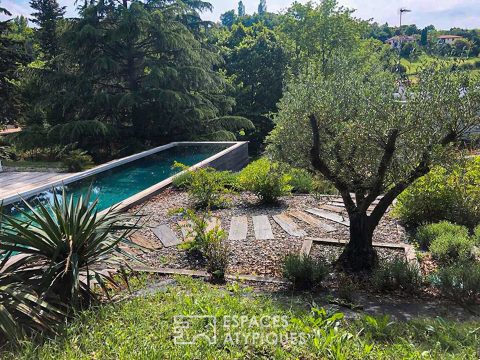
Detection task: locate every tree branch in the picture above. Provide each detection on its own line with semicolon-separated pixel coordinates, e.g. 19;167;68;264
309;114;349;192
361;129;399;211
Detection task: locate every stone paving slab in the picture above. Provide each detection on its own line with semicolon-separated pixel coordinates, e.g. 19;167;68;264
306;208;350;226
273;213;307;237
252;215;274;240
228;216;248;240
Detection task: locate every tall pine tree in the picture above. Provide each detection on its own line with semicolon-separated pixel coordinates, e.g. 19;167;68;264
0;6;29;127
29;0;65;60
258;0;266;15
238;1;245;17
24;0;252;158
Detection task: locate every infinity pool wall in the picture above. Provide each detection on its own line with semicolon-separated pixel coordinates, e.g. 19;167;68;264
2;142;248;217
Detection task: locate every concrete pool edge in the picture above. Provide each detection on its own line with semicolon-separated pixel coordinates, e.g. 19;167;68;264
0;141;249;209
108;141;249;213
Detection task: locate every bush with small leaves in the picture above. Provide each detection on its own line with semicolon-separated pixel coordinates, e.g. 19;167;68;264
372;257;422;293
394;158;480;229
238;158;292;203
415;221;469;250
282;254;329;290
433;262;480;305
62;149;93;172
172;162;235;209
429;233;475;264
474;224;480;245
204;228;230;284
288;168;315;193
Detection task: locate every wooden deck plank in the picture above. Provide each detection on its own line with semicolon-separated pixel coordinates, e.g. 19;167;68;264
306;208;350;227
320;204;345;214
228;216;248;240
272;213;307;237
289;210;336;233
152;225;181;248
252;215;274;240
300;239;313;256
0;171;70;200
131;232;161;250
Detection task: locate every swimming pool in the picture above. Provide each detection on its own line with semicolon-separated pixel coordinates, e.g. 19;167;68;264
1;142;248;217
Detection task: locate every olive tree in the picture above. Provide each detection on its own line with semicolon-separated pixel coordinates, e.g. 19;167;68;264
268;58;480;271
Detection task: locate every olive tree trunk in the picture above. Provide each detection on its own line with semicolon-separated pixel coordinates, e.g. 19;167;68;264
337;211;377;271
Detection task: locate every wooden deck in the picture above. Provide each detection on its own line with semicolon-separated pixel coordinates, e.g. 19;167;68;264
0;171;69;200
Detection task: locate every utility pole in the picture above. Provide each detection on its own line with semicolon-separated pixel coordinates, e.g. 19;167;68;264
399;8;411;29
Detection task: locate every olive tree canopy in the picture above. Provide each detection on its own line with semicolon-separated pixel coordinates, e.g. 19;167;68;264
268;58;480;271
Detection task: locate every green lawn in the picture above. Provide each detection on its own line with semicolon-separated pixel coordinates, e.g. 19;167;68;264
401;54;479;75
3;277;479;359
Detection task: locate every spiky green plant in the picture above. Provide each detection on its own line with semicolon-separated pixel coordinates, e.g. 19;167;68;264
0;254;64;344
0;189;143;309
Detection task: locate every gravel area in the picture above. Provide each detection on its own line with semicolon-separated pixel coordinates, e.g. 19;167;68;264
128;189;409;277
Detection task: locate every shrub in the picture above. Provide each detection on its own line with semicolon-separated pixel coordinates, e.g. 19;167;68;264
415;221;469;250
177;209;229;282
433;262;480;305
62;149;93;172
172;163;235;209
372;257;422;293
0;259;64;344
178;209;210;256
0;189;142;309
282;254;329;290
312;176;338;196
288;168;315;193
429;233;475;264
204;228;230;284
394;158;480;229
474;224;480;245
238;158;292;203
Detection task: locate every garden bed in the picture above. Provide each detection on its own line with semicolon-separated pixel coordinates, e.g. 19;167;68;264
129;189;407;278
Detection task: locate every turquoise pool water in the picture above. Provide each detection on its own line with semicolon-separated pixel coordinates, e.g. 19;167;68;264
3;143;229;218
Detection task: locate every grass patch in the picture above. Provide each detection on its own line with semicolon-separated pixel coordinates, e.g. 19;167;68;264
3;277;479;359
401;54;480;75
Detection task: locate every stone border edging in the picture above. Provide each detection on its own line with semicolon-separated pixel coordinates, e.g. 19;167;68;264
304;237;419;267
132;266;288;285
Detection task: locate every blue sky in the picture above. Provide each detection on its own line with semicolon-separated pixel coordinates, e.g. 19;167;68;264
1;0;479;29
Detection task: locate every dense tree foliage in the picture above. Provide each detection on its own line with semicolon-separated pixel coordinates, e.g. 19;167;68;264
1;0;479;161
16;0;252;160
268;56;480;270
0;6;30;127
29;0;65;60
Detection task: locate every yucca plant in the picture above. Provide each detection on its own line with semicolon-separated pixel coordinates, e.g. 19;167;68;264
0;254;65;344
0;189;143;309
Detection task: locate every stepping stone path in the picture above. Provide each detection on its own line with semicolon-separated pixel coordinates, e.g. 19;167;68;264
300;239;313;256
273;213;307;237
306;208;350;227
177;218;221;242
178;220;195;241
289;210;336;233
228;216;248;240
252;215;274;240
152;225;182;247
320;204;344;214
130;233;162;250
